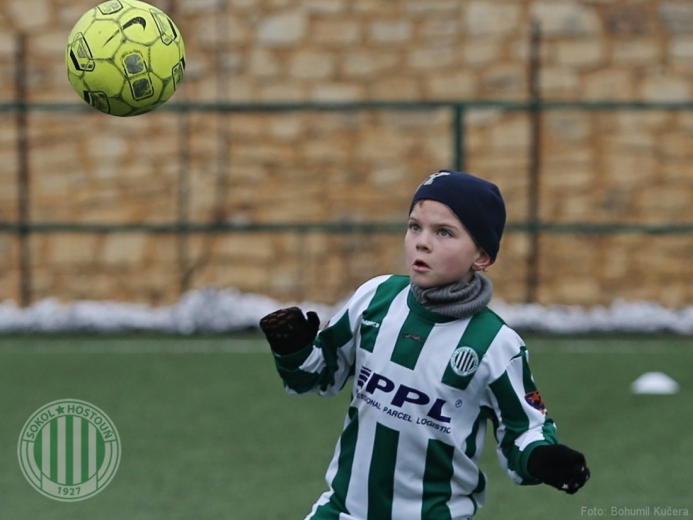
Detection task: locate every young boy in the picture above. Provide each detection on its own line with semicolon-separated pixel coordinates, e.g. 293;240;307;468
260;170;589;520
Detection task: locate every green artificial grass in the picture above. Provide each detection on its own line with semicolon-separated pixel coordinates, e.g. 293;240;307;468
0;334;691;519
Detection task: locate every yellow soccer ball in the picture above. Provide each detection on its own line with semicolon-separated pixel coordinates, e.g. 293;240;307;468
65;0;186;117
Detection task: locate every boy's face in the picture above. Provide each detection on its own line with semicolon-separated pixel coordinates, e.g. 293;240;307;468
405;200;491;288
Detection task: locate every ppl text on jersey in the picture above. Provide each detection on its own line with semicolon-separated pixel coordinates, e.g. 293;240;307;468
355;366;454;433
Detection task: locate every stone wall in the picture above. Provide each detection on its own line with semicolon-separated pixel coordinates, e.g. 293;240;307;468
1;0;693;307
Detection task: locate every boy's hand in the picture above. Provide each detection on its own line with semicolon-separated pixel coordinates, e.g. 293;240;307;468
527;444;590;494
259;307;320;356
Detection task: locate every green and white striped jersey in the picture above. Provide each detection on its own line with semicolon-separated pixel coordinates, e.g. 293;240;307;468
273;275;557;520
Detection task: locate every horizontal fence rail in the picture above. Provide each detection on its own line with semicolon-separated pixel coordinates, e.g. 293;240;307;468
5;100;693;112
2;222;693;235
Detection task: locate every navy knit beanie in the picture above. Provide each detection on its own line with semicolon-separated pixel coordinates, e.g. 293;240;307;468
410;170;506;262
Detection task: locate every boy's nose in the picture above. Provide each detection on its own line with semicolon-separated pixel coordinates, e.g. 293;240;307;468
416;235;431;251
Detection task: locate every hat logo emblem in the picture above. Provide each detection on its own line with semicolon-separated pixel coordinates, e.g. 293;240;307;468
422;171;451;185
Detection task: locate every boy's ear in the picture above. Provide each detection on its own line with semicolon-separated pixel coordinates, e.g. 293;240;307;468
472;250;493;271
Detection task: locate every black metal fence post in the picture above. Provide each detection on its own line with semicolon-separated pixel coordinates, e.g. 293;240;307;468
166;0;192;295
526;20;543;304
15;33;32;307
453;105;465;172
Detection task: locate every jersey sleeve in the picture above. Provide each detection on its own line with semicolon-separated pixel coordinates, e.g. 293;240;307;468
271;276;389;398
484;334;558;485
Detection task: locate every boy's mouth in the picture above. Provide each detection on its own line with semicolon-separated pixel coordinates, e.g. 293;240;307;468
412;259;431;271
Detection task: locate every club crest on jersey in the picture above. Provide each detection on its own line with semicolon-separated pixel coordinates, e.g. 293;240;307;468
525;390;546;415
449;346;479;377
421;171;451;186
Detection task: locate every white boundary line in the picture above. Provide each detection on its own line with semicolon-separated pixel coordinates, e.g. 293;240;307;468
0;340;270;354
1;339;692;354
528;340;693;354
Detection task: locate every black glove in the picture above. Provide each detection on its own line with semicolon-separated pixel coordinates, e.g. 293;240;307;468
527;444;590;494
259;307;320;356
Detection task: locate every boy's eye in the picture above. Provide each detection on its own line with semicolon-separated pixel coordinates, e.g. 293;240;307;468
408;222;420;231
438;228;452;237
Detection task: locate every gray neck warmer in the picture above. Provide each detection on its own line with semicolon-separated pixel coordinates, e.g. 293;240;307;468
410;273;493;319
